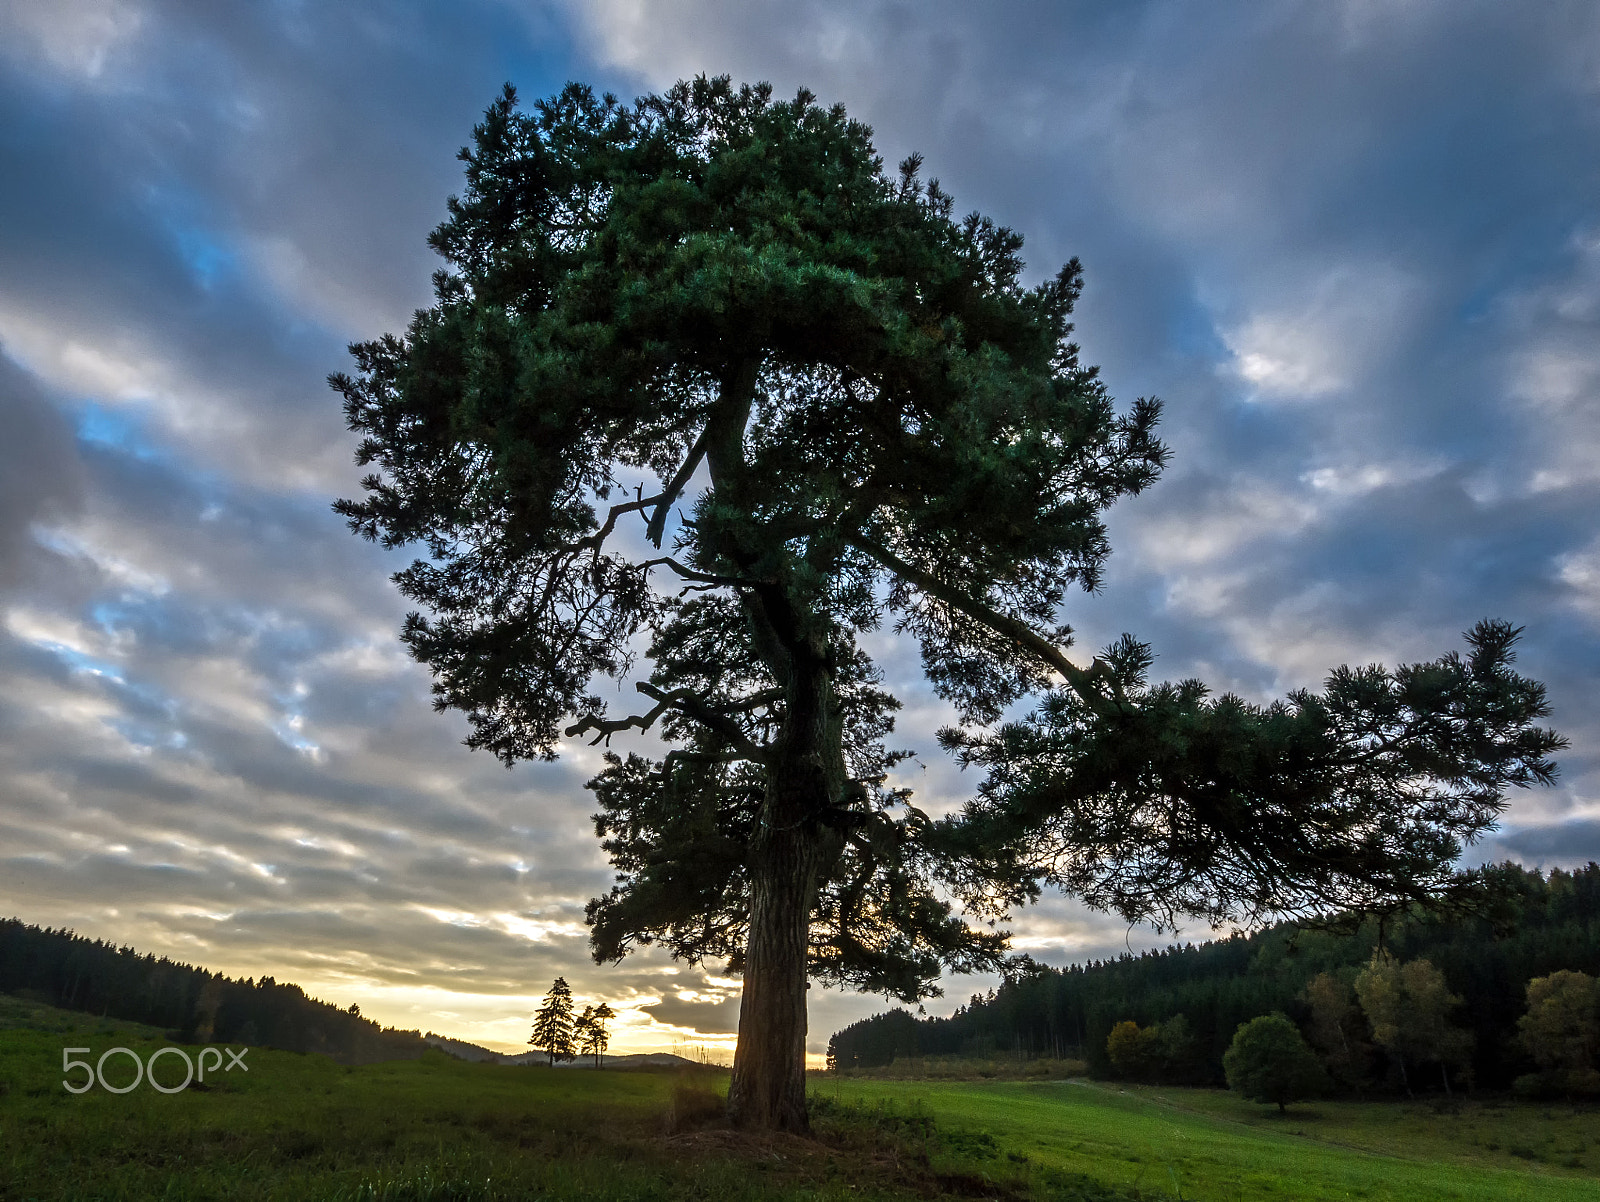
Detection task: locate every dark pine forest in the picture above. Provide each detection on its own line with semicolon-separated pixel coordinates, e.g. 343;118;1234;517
0;918;432;1063
827;862;1600;1092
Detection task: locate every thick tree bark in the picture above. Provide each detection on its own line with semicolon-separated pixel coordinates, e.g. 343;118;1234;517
725;648;844;1130
727;817;828;1130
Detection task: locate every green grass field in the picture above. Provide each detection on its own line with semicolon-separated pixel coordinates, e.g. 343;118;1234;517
0;997;992;1202
2;995;1596;1200
822;1077;1600;1201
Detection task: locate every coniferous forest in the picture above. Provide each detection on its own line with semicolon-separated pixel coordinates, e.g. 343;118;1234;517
0;919;432;1063
827;862;1600;1094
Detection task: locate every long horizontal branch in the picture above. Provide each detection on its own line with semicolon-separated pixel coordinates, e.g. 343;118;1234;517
560;682;772;766
847;534;1120;718
563;687;678;744
641;557;754;588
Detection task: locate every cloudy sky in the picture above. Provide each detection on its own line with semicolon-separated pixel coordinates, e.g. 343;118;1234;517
1;1;1597;1060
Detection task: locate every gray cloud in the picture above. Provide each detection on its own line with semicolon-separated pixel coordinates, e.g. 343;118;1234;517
642;993;742;1035
0;352;84;588
1491;821;1600;868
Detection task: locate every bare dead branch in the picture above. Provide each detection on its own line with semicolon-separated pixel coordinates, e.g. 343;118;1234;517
637;681;770;762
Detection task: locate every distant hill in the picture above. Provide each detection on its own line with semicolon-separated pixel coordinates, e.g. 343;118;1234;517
526;1051;706;1070
423;1031;503;1062
0;918;704;1069
421;1032;705;1070
0;989;168;1040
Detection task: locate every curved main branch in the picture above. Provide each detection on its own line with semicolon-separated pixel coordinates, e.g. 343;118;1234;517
847;534;1120;718
641;557;755;588
564;685;680;744
569;491;662;555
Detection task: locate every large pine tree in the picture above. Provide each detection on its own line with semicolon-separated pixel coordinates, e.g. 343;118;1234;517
335;77;1563;1129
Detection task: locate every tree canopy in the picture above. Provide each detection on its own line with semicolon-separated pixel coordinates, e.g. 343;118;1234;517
1515;970;1600;1097
334;76;1564;1129
1223;1013;1329;1112
1353;953;1473;1095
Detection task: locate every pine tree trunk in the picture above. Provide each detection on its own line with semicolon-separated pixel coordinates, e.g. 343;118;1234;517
723;631;844;1131
726;819;827;1131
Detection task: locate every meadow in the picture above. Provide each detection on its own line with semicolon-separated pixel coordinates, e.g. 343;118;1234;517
2;996;1596;1200
819;1077;1599;1201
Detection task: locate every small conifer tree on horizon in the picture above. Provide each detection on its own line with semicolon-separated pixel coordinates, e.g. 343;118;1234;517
530;977;577;1066
575;1001;616;1068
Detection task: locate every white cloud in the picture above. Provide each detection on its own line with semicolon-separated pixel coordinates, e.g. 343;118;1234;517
0;0;144;81
0;302;171;405
1513;344;1600;415
31;523;171;596
6;606;108;662
1135;478;1316;567
240;231;414;347
1558;537;1600;624
1220;263;1425;401
1300;457;1447;497
0;300;352;495
1498;228;1600;491
559;0;855;82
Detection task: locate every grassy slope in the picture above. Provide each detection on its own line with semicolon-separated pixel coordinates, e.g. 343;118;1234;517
823;1077;1599;1202
0;997;1023;1202
3;995;1596;1201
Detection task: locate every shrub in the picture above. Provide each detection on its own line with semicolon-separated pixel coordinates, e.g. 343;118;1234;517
1105;1014;1196;1083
